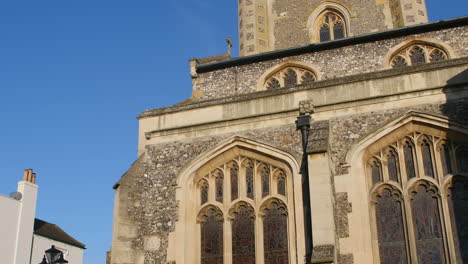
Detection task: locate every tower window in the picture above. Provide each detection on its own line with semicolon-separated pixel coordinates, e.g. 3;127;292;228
316;10;347;42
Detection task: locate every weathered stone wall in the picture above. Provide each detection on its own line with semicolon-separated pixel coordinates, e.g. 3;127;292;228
193;26;468;100
271;0;387;50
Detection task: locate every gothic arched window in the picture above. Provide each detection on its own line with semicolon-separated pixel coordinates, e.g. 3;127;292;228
368;131;468;264
389;42;449;68
316;10;347;42
263;65;318;90
195;153;295;264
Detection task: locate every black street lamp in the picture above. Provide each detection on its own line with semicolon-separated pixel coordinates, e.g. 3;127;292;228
296;100;314;264
39;245;69;264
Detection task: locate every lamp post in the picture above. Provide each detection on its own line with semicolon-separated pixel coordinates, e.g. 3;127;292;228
296;100;314;264
39;245;69;264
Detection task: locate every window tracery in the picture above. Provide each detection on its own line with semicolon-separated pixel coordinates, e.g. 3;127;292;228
390;43;448;68
264;66;317;90
316;10;347;42
368;131;468;263
196;155;293;264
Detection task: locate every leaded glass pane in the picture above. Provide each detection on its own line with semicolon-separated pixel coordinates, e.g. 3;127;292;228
231;165;239;201
371;161;382;185
283;69;297;87
277;174;286;197
267;78;281;90
411;185;446;264
410;46;426;65
387;151;400;183
375;189;408;264
404;141;416;180
201;183;209;205
246;165;254;199
457;147;468;173
215;172;223;203
448;177;468;264
232;205;256;264
201;209;224;264
392;56;408;68
334;22;345;39
421;140;435;178
263;202;289;264
440;144;453;176
320;25;331;42
430;49;447;62
261;166;270;198
301;72;316;84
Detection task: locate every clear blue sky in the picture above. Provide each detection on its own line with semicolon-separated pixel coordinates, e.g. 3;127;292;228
0;1;466;263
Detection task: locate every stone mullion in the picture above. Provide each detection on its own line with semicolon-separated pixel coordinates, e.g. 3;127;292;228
434;140;446;185
397;142;409;186
239;163;247;201
209;172;216;203
256;215;265;264
224;165;231;208
225;219;233;264
403;196;419;263
381;151;390;182
439;191;457;264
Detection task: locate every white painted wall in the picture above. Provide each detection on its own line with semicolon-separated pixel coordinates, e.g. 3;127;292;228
0;180;38;264
0;194;20;264
31;234;84;264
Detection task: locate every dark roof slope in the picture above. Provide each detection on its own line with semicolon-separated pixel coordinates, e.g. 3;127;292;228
34;219;86;249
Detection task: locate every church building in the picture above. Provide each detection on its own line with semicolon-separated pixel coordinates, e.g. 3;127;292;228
110;1;468;263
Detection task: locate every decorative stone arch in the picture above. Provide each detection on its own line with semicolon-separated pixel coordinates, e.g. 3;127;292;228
169;136;304;264
384;37;457;69
306;1;354;43
256;60;322;91
344;111;468;264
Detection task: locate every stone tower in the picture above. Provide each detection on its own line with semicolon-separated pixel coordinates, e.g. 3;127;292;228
239;0;428;56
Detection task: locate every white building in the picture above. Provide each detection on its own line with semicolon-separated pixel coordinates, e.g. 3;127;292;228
0;169;85;264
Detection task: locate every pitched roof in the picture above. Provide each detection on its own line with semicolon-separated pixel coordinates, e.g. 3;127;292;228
34;219;86;249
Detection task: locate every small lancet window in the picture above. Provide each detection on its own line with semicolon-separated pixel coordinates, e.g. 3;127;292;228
392;56;408;68
231;164;239;201
371;160;382;185
404;141;417;180
421;139;435;178
200;181;209;205
267;78;281;90
440;143;453;176
430;49;447;62
232;205;256;263
320;25;331;42
410;46;426;65
387;150;400;183
261;166;270;198
245;162;255;199
277;173;287;197
333;22;345;39
301;72;316;84
283;69;297;87
215;171;224;203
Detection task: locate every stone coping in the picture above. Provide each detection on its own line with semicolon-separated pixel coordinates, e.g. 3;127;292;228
138;57;468;119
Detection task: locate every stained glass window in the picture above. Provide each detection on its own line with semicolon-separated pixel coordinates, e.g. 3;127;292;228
267;78;281;90
231;165;239;201
404;141;416;180
440;144;453;176
448;177;468;264
246;164;254;199
392;56;408;68
277;173;286;196
410;46;426;65
387;150;400;183
261;166;270;198
263;201;289;264
421;140;435;178
375;189;408;264
201;209;224;264
411;185;446;264
457;147;468;173
371;161;382;185
430;49;447;62
301;72;316;84
232;205;256;264
334;22;344;39
215;172;224;203
320;25;331;42
283;69;297;87
201;181;209;205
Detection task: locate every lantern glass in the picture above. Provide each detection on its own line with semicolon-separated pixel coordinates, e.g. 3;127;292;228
54;253;69;264
45;245;62;263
